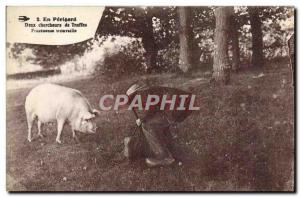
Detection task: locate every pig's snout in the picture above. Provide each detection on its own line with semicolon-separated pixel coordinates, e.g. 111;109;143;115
90;128;97;134
89;126;98;134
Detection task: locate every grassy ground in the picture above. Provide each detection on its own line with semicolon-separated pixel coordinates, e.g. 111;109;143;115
7;60;294;191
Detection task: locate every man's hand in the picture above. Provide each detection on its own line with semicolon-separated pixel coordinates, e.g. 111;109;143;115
136;119;142;127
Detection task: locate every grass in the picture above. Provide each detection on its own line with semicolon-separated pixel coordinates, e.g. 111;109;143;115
6;59;294;191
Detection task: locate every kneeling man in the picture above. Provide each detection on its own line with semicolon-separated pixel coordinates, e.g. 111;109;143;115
124;83;197;167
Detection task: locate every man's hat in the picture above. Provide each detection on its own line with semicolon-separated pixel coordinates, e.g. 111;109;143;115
126;83;147;96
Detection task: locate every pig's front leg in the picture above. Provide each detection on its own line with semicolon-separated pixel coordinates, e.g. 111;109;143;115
71;128;79;142
37;120;44;138
56;119;65;144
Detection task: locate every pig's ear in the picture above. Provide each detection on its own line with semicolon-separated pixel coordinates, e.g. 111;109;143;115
82;112;95;120
92;109;101;116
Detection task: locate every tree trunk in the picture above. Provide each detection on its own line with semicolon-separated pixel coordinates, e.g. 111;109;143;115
178;7;193;73
229;7;240;72
141;12;158;72
288;33;295;71
249;7;264;67
288;33;294;86
212;7;231;84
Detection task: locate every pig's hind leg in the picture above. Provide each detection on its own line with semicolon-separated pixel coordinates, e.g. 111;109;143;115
26;112;36;142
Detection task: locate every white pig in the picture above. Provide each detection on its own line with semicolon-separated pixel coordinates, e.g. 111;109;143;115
25;83;100;143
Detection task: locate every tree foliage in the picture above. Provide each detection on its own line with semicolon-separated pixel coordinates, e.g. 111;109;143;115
8;6;294;74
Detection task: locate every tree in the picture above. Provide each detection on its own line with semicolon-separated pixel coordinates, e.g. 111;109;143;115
96;7;158;71
178;7;193;73
249;7;264;67
229;7;241;72
9;40;91;69
141;9;159;72
95;6;217;72
212;7;231;84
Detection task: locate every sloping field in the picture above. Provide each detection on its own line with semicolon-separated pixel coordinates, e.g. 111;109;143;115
7;61;294;191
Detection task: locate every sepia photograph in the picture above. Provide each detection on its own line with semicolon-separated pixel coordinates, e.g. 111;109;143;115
6;6;295;192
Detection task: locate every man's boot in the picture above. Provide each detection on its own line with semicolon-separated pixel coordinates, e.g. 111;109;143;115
124;136;145;159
